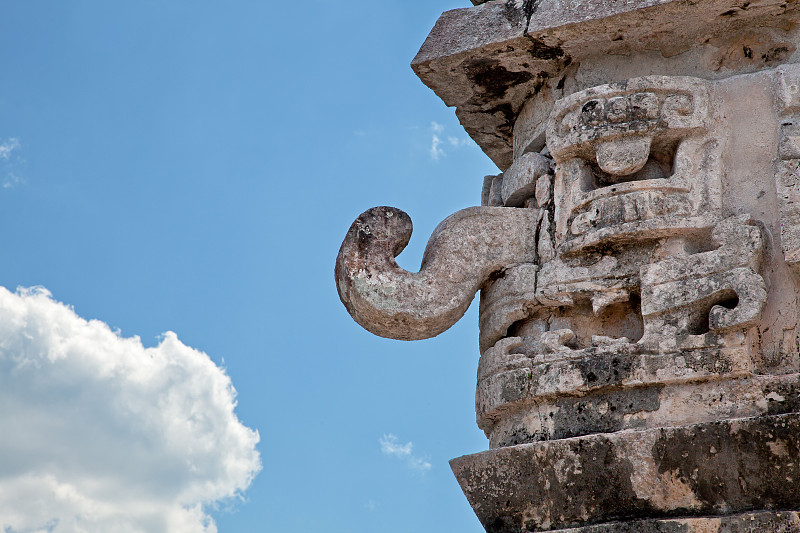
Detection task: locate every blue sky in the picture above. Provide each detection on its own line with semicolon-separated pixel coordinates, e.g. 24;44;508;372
0;1;498;531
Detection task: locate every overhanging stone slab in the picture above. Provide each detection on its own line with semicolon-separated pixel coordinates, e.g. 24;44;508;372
412;0;800;170
551;511;800;533
450;412;800;532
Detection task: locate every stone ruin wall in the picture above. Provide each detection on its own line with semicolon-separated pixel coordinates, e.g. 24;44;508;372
336;1;800;532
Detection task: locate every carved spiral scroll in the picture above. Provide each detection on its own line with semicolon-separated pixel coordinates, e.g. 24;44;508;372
335;206;538;341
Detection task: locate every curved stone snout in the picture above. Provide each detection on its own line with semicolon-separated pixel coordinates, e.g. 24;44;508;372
335;206;538;340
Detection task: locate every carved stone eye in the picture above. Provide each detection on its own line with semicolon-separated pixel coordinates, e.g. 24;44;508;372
662;94;693;117
630;92;659;119
606;97;629;122
581;99;605;125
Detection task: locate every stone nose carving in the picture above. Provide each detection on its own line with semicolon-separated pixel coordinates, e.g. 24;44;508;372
335;205;538;340
595;136;651;176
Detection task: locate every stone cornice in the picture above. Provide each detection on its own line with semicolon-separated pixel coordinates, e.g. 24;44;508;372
412;0;800;169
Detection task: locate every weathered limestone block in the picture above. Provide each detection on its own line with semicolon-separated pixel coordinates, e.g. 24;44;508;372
338;1;800;532
479;263;539;352
536;254;639;314
335;205;537;340
501;152;553;207
551;511;800;533
412;0;800;169
640;215;767;348
485;374;800;447
483;173;505;207
774;63;800;276
475;335;781;443
452;413;800;533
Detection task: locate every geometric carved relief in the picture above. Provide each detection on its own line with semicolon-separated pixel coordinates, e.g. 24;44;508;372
775;64;800;275
640;215;767;351
474;75;771;451
396;4;800;532
339;4;800;530
546;76;721;255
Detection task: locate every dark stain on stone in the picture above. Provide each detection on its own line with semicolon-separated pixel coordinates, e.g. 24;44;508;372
574;351;636;389
498;425;536;447
455;415;800;532
529;512;800;532
533;386;661;442
763;46;792;64
527;36;565;60
518;437;648;530
765;378;800;415
487;516;518;533
743;45;753;59
464;58;533;99
487;103;517;138
653;415;800;512
502;1;529;27
500;371;529;404
524;0;541;20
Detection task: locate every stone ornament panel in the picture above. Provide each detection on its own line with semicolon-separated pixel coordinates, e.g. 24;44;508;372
775;63;800;276
546;76;721;254
475;73;777;448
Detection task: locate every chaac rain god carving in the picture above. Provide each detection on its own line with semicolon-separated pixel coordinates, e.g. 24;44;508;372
337;1;800;532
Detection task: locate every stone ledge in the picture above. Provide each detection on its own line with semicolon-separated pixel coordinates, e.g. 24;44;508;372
551;511;800;532
481;373;800;447
412;0;800;170
451;412;800;532
477;343;757;422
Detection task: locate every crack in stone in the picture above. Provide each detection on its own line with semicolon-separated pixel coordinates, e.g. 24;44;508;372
523;0;540;33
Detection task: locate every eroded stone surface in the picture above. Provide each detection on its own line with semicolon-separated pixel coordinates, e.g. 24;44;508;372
480;372;800;446
335;206;537;340
338;2;800;532
502;152;553;207
413;0;800;169
551;511;800;533
452;413;800;533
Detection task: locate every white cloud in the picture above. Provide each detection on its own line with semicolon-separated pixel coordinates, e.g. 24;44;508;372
408;456;432;472
379;434;412;457
0;138;24;189
429;122;446;161
0;286;261;533
3;173;23;189
448;136;469;148
378;434;431;473
429;135;445;161
428;123;469;161
0;138;20;160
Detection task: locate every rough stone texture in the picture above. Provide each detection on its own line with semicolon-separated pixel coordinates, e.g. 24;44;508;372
480;372;800;446
337;1;800;532
479;263;539;352
547;75;720;255
412;0;800;169
451;413;800;533
335;206;537;340
551;511;800;533
501;152;553;207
